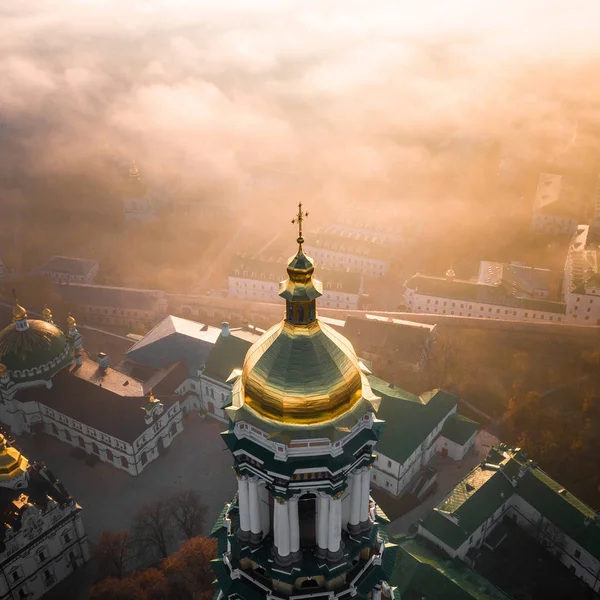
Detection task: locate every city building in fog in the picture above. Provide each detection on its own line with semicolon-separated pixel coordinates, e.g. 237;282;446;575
56;283;168;329
228;255;363;309
0;432;89;600
123;161;157;223
531;172;581;235
35;255;99;284
303;226;395;277
0;303;184;476
404;262;566;323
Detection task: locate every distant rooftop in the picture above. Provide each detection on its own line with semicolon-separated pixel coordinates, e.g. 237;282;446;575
420;445;600;558
37;255;98;276
57;283;166;311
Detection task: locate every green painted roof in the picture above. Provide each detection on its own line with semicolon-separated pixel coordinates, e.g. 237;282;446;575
390;535;511;600
369;376;457;463
203;333;252;381
405;275;566;314
441;414;479;446
420;446;600;558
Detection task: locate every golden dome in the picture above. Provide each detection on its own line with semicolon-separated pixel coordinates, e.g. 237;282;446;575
129;160;140;180
66;314;77;328
240;319;364;424
12;303;27;321
0;435;29;482
42;305;52;319
0;363;6;375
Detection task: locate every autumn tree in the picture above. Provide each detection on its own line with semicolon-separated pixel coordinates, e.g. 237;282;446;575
132;500;175;560
168;489;207;540
93;531;134;579
90;568;170;600
162;537;218;600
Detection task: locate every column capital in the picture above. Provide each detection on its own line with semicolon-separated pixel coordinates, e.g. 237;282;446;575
275;496;287;504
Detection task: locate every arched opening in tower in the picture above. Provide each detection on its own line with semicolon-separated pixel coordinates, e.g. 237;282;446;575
298;493;317;547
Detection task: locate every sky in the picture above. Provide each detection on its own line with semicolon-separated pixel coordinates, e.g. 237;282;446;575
2;0;600;221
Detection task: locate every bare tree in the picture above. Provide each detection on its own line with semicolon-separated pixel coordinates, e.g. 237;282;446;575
93;531;134;579
421;335;461;390
168;489;207;540
132;500;175;560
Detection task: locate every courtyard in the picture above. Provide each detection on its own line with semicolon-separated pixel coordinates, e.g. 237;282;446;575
15;414;236;546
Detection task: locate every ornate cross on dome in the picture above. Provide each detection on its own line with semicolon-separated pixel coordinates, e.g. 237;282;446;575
291;202;309;246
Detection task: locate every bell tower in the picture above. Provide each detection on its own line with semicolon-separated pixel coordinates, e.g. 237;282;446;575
211;207;397;600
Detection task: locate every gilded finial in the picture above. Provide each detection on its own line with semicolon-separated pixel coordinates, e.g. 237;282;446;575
66;312;76;328
42;304;52;320
291;202;309;248
11;289;27;321
129;160;140;180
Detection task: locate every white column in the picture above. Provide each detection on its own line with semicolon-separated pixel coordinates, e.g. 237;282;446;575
248;478;262;536
372;585;382;600
289;497;300;555
360;468;371;523
237;476;250;532
328;496;342;553
349;472;361;527
275;499;291;558
317;493;330;551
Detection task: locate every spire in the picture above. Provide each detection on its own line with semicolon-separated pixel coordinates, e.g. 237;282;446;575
11;290;28;332
279;203;322;324
129;160;140;181
291;201;309;251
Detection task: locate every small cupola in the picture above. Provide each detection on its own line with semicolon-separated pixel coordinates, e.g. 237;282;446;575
279;202;322;325
11;294;29;332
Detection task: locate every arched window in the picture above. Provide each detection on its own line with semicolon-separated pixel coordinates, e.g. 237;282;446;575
141;452;148;466
78;436;85;448
106;449;113;462
120;456;128;469
50;423;58;436
64;430;72;442
92;443;99;455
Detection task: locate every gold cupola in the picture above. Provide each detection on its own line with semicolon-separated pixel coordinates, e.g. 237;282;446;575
42;305;53;321
229;204;374;426
0;434;29;483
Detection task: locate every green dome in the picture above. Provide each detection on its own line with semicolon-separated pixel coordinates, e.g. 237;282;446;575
0;319;73;382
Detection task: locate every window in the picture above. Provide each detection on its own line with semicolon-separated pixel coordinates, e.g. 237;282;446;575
121;456;128;469
387;460;392;468
11;569;21;583
435;300;439;305
62;530;72;545
37;547;48;563
524;313;528;317
574;549;581;559
106;449;113;461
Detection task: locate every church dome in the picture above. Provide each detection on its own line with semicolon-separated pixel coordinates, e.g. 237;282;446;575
0;304;72;381
241;319;363;424
237;204;365;425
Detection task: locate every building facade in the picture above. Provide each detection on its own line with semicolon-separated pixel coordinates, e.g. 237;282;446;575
369;377;478;497
304;226;393;277
56;283;168;329
0;304;184;476
211;223;397;600
0;432;90;600
35;256;99;284
531;172;581;235
229;256;363;310
404;263;567;324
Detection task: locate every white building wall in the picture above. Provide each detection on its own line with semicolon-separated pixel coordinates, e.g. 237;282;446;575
228;276;361;309
436;431;477;461
0;504;89;599
404;288;566;324
303;246;389;277
200;376;230;422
